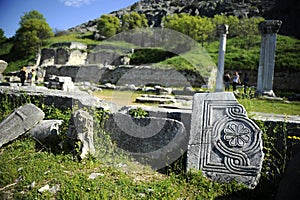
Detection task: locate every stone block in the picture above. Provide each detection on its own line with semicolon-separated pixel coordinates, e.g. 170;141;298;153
187;92;264;188
0;86;115;112
0;104;45;148
30;120;63;144
55;76;73;83
104;113;188;169
0;60;8;74
61;82;75;92
67;110;95;159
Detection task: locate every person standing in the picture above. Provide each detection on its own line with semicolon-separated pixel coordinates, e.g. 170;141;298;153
19;66;26;86
223;72;231;91
242;72;249;94
232;71;240;91
30;69;36;86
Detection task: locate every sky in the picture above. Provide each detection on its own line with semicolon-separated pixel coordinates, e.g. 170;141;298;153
0;0;139;38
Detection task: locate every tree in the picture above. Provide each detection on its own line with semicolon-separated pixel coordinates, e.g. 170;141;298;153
121;12;148;31
13;10;53;58
97;15;120;38
236;17;264;49
211;14;239;39
0;28;6;44
19;10;45;25
163;14;213;44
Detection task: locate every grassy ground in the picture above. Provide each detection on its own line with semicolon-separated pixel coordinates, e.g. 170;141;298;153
0;134;245;199
238;98;300;116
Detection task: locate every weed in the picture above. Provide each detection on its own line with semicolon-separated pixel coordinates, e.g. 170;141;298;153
129;107;149;118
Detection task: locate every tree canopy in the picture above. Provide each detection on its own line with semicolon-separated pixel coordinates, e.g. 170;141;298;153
13;10;53;58
121;12;148;31
163;14;264;47
97;12;148;38
97;15;121;38
163;14;213;45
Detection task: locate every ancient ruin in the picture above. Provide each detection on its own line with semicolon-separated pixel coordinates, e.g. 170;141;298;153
0;60;8;82
30;120;63;144
45;76;75;91
104;113;188;170
67;110;96;159
256;20;282;97
40;28;217;89
0;104;45;148
40;42;87;66
187;92;264;188
215;24;229;92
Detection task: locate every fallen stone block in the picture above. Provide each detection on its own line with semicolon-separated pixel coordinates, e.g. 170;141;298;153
67;110;95;159
0;104;45;148
0;60;8;74
29;120;63;144
104;113;188;169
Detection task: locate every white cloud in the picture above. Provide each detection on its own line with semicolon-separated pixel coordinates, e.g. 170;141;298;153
60;0;94;7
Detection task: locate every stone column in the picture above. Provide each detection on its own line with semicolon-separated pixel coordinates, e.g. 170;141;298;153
256;20;282;97
215;24;229;92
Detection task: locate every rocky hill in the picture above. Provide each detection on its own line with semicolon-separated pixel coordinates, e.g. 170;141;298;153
68;0;299;38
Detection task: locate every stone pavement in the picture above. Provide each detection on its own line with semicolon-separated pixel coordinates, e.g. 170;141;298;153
160;101;300;125
250;112;300;124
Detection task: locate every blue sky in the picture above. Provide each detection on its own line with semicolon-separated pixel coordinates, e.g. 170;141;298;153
0;0;139;38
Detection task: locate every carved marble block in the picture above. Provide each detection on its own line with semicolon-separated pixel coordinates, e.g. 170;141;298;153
187;92;264;188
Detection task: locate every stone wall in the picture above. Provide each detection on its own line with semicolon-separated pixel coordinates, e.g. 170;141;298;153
45;64;206;87
40;42;87;66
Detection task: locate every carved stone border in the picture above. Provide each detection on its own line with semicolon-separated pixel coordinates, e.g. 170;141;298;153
187;92;264;188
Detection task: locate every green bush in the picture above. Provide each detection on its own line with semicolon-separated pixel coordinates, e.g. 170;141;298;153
130;48;176;65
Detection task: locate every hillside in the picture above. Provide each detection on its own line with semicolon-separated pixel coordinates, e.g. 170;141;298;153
68;0;300;39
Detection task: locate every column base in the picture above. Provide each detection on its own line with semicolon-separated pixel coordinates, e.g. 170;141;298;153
255;90;276;98
214;88;224;92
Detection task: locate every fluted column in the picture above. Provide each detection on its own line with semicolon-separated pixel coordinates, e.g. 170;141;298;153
215;24;229;92
256;20;282;97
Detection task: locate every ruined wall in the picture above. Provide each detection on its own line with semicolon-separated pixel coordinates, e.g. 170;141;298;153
45;65;206;87
40;42;87;66
40;43;300;91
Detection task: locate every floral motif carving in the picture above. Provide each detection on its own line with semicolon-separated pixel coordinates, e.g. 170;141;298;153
224;122;251;147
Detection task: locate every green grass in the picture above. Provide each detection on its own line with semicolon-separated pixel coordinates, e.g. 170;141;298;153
206;35;300;71
238;98;300;116
130;48;176;65
44;32;101;46
0;131;245;199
